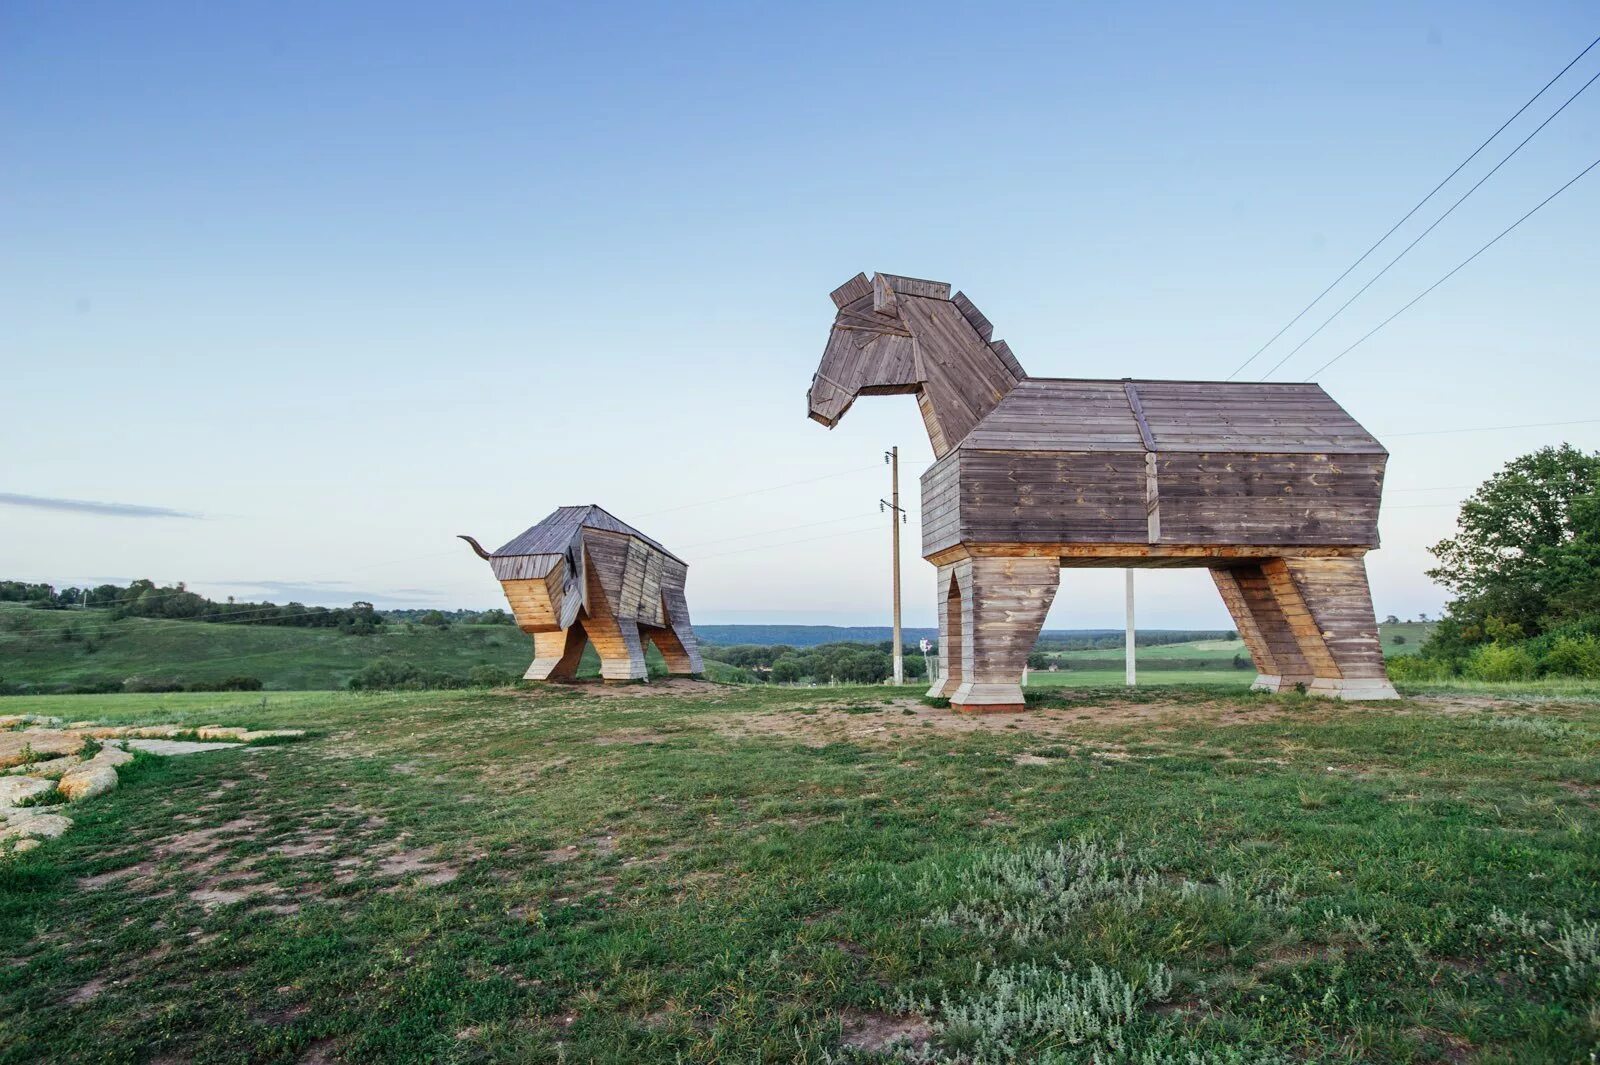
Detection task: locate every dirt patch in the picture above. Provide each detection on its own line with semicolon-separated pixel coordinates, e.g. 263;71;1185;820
67;976;107;1004
270;829;339;858
298;1038;338;1064
375;848;459;886
77;862;157;891
191;877;280;908
593;729;678;746
542;836;617;864
158;817;261;859
837;1009;931;1052
713;697;1301;746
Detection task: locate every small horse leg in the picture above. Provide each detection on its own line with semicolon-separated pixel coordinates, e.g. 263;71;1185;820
1210;564;1313;693
585;612;649;683
1264;557;1398;700
526;623;587;681
647;625;702;676
950;557;1059;713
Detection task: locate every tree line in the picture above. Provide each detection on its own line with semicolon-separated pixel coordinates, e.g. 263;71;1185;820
1396;444;1600;681
0;581;520;635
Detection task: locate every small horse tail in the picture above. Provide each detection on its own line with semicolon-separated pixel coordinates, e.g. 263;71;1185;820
457;535;492;560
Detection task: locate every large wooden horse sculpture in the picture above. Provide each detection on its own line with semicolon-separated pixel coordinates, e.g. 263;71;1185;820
808;272;1398;710
461;505;703;682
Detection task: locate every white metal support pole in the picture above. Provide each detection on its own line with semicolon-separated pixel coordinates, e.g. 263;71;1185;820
884;447;904;686
1124;569;1136;687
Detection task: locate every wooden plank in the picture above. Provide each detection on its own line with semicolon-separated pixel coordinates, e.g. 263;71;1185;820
951;291;993;341
879;273;952;300
830;272;872;308
1121;381;1158;452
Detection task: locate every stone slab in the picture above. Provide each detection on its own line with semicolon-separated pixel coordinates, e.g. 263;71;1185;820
121;739;245;756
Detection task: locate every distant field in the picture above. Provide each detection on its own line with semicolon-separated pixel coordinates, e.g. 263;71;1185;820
1038;622;1436;676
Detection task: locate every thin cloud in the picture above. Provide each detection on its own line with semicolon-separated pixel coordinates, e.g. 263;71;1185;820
0;493;203;519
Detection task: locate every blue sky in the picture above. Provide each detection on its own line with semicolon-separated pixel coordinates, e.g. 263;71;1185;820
2;1;1597;628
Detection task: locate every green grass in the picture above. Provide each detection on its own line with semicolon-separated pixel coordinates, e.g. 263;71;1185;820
1040;622;1435;674
2;682;1597;1062
1025;668;1251;687
0;603;754;691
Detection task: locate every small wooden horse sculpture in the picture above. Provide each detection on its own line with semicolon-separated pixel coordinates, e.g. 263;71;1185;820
808;272;1398;710
461;505;703;682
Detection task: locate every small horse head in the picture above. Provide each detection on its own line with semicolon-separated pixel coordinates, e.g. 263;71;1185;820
807;272;924;428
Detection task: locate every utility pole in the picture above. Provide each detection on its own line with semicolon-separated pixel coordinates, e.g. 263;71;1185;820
1124;569;1137;687
881;446;905;685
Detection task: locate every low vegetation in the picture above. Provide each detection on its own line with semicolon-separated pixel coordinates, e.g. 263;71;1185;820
0;682;1595;1062
1401;445;1600;683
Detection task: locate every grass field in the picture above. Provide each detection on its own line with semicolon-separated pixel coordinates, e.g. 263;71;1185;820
2;682;1597;1063
1038;623;1436;676
0;603;742;690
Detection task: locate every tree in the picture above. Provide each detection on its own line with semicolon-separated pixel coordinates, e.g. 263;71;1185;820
770;655;805;684
1026;651;1049;669
1427;444;1600;641
1383;615;1400;625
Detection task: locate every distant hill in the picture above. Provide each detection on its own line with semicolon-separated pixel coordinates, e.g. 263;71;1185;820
695;625;1229;648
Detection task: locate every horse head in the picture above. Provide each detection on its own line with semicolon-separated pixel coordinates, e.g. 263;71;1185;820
806;272;925;428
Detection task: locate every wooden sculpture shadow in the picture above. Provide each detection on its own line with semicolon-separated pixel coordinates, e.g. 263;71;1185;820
808;271;1398;711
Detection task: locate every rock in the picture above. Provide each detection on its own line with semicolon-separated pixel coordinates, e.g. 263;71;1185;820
0;776;57;808
195;727;248;740
0;729;86;769
122;739;242;756
12;837;41;853
7;756;83;779
0;812;72;840
87;746;135;768
58;766;118;802
241;729;305;741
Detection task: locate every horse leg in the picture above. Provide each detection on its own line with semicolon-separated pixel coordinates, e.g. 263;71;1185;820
584;611;649;683
1262;557;1398;700
926;563;965;698
1210;564;1313;693
951;557;1059;713
525;622;587;681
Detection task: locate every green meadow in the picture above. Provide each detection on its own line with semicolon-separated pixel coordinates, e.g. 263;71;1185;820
2;682;1597;1063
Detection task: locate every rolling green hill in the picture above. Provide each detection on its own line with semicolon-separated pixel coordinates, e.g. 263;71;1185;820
0;602;1435;694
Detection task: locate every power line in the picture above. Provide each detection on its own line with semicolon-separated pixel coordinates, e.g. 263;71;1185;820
1260;64;1600;379
1227;33;1600;380
1306;152;1600;377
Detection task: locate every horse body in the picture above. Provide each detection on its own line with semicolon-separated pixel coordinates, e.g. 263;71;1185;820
809;272;1398;708
461;505;703;682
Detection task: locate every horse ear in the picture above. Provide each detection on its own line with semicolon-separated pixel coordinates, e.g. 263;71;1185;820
872;273;900;315
829;273;872;308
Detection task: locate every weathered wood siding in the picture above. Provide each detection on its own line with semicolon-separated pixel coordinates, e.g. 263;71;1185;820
920;451;964;557
1155;453;1385;546
952;449;1150;547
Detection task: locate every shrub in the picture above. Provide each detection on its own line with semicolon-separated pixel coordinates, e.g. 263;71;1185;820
1386;654;1454;682
1541;634;1600;678
121;675;186;693
1464;643;1537;682
466;664;515;688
